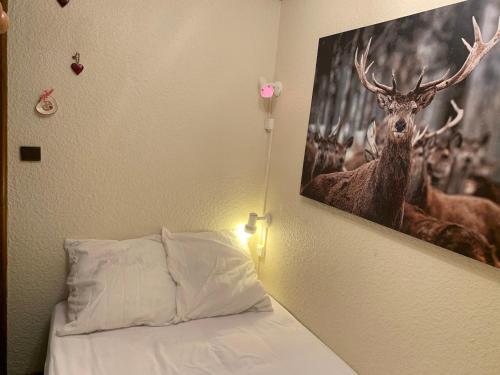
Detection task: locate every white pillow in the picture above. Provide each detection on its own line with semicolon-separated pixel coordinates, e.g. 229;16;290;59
161;228;272;323
58;234;176;336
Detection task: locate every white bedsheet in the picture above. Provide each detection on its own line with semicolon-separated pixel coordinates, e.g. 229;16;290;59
45;298;357;375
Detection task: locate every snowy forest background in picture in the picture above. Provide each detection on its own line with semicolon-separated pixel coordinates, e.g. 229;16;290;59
300;0;500;268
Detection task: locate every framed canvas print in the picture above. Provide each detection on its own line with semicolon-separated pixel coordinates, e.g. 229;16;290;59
300;0;500;267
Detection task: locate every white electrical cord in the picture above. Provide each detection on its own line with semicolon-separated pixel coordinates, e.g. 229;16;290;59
257;98;274;275
263;97;274;214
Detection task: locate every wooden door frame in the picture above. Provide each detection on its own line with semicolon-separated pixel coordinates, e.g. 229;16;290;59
0;0;7;373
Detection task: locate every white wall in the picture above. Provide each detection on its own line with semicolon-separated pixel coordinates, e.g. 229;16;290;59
261;1;500;375
7;1;281;373
9;1;500;374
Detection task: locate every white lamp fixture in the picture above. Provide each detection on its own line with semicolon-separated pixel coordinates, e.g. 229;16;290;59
244;212;272;235
244;212;272;258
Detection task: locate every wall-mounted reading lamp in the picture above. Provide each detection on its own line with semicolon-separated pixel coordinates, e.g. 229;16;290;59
244;213;272;235
0;3;9;34
244;213;272;258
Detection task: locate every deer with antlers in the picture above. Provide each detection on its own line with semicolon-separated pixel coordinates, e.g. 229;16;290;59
407;101;500;252
431;131;500;204
301;122;354;188
435;132;489;193
303;16;500;230
320;122;354;175
410;100;464;196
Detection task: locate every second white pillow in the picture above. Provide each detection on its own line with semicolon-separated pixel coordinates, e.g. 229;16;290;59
161;228;272;322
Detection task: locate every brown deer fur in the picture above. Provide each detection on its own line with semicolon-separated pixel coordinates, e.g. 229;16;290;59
344;150;366;171
401;203;498;266
406;146;500;252
322;136;354;174
301;132;353;187
466;175;500;205
302;129;413;229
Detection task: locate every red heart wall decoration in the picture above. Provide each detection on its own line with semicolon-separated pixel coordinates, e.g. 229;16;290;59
71;53;84;75
71;63;84;75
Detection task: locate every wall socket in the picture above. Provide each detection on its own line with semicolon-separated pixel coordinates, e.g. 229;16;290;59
20;146;41;162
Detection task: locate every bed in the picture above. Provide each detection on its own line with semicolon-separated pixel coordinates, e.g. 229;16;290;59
45;297;357;375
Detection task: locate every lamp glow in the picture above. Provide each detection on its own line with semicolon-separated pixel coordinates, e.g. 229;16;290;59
236;223;252;242
242;213;272;258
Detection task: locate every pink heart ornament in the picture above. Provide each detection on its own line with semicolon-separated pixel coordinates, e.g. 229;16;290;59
71;63;84;75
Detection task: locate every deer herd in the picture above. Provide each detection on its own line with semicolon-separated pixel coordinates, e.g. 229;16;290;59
301;17;500;267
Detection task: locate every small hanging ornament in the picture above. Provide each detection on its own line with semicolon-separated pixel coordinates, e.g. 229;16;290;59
57;0;70;8
35;89;58;116
71;52;84;75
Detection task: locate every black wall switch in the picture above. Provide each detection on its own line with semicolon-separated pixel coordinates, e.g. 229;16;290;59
20;146;41;162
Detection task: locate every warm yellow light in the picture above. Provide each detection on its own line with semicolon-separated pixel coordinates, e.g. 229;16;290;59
234;221;269;258
236;223;252;243
235;223;253;250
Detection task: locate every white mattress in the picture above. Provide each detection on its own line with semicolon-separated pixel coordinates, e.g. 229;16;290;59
45;298;357;375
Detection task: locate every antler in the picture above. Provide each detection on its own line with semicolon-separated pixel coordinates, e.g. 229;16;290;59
412;124;429;147
355;38;397;95
425;100;464;140
329;116;342;140
328;116;344;141
416;17;500;93
365;121;380;159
